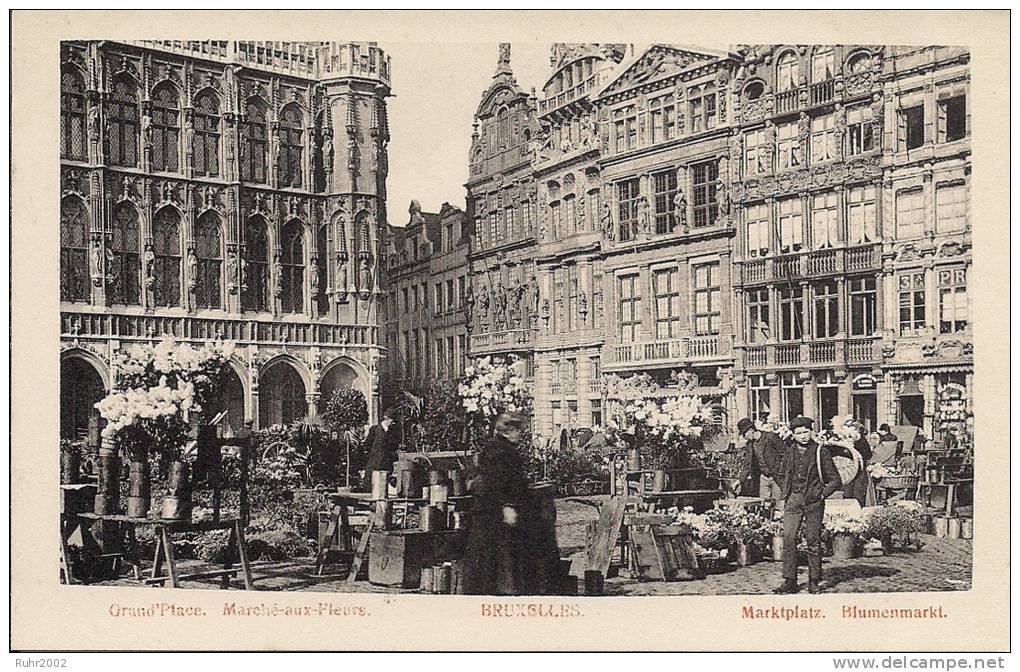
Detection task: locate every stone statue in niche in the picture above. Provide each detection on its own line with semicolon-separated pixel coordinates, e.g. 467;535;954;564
227;252;238;293
143;247;156;290
309;263;320;298
105;248;119;289
187;249;199;292
464;284;475;330
91;240;103;285
672;188;688;231
141;113;153;152
717;178;730;216
88;103;100;143
239;253;248;291
359;256;372;293
637;195;651;237
478;284;490;322
273;256;284;297
601;203;615;240
578;290;588;322
526;275;540;318
335;252;349;296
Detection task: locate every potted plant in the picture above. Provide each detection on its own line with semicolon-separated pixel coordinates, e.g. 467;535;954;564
322;387;370;489
764;517;785;562
730;510;769;566
825;512;866;560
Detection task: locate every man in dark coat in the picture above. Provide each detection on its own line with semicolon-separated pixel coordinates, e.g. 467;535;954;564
736;417;786;503
463;412;532;595
774;416;843;595
362;408;399;491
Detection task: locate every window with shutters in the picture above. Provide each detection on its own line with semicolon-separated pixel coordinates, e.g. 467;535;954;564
194;212;223;310
692;160;719;229
60;198;90;302
618;274;641;341
746;287;770;343
241;99;268;183
776;51;799;92
617;178;640;242
744;128;767;175
810;113;838;163
936;183;967;233
745;203;771;257
896;189;925;239
107;78;139;168
653;267;681;339
898;272;926;335
776;121;801;170
60;70;87;161
846;106;875;156
777;197;803;252
110;204;141;305
243;216;270;312
152;208;182;307
151;84;180;173
849;276;877;336
279;104;304;188
938;268;968;334
811;191;840;249
900;105;925;150
692;262;720;335
847;185;878;244
280;221;305;314
193;91;220;177
938;95;967;143
813;280;839;338
778;286;804;341
652;170;677;235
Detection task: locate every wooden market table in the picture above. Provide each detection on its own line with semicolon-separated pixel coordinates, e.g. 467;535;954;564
77;513;254;589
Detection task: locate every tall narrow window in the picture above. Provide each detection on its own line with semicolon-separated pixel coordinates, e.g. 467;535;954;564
848;185;878;244
564;196;577;235
553;268;565;334
938;268;968;334
549;202;561;239
194;212;222;310
745;203;771;257
110;204;141;305
693;262;721;335
568;265;579;331
193;91;220;177
811;47;835;82
749;375;771;421
896;189;925;239
781;373;804;421
243;216;270;312
776;121;801;170
434;282;443;315
613;106;637;152
650;94;675;143
653;267;681;339
107;78;139;167
810;113;837;163
446;279;455;313
60;198;89;302
497;108;509;149
901;105;925;150
777;52;799;92
60;70;87;161
813;280;839;338
744;128;767;175
811;191;840;249
689;84;717;133
152;208;182;307
521;200;533;236
778;286;804;341
692;160;719;229
618;274;641;341
280;221;305;314
151;84;180;173
849;276;877;336
936;183;967;233
241;99;268;183
846;106;875;156
316;224;329;316
777;197;803;252
746;287;770;343
279;104;304;188
898;271;926;336
587;189;600;230
617;178;640;241
652;169;677;235
938;95;967;143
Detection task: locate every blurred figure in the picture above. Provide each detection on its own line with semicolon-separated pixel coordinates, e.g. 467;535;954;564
362;408;399;491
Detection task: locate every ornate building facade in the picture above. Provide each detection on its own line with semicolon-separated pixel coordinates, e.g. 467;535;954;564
59;40;392;443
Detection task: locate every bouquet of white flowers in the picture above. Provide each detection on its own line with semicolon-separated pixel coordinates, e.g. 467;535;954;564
457;355;531;421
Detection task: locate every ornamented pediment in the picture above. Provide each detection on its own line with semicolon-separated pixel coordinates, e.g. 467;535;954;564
600;45;719;97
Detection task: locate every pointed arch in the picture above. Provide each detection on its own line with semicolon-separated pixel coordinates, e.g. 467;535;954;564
107;75;140;167
60;349;109;443
60;196;90;303
152;205;182;307
193;88;221;177
241;96;269;183
60;67;87;161
194;210;224;310
258;356;311;427
151;81;181;173
242;214;271;312
279;102;304;188
280;219;306;314
109;201;141;305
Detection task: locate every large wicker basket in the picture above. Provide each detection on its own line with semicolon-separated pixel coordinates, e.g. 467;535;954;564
877;475;920;490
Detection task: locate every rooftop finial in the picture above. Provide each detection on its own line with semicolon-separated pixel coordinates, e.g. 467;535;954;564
495;42;512;76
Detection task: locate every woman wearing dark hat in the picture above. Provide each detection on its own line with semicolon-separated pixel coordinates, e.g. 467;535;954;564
775;416;843;595
463;412;533;595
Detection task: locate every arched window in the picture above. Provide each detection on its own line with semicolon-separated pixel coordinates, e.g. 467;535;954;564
279;104;304;188
356;213;371;253
241;99;268;184
847;52;873;75
777;51;799;92
61;70;87;161
110;203;141;305
242;216;270;312
316;224;329;316
152;208;182;307
151;84;181;173
107;78;139;167
60;198;89;302
194;211;223;309
280;220;305;314
811;46;836;82
193;91;220;177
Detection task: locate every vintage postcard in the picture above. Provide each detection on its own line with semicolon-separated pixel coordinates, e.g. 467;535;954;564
10;9;1010;652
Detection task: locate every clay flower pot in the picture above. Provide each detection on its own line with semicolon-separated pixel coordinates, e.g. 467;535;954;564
126;460;151;519
832;533;858;560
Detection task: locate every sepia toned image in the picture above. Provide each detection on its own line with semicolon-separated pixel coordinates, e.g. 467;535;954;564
13;9;1009;653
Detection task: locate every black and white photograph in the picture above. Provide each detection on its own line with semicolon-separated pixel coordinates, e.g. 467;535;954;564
12;9;1010;655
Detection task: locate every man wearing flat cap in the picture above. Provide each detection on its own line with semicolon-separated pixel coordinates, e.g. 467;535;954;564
736;417;786;503
775;416;843;595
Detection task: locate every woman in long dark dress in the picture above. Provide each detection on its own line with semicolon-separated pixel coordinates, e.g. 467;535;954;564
463;413;532;595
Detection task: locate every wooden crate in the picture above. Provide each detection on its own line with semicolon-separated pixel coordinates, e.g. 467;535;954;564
367;529;463;588
628;525;699;582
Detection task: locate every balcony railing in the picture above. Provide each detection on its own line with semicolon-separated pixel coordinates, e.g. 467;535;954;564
809;79;836;106
739;336;880;370
738;244;880;285
539;75;599;115
744;259;767;283
468;329;531;353
607;335;731;367
809;340;838;363
774;255;801;279
588;380;602;394
807;249;838;275
775;89;799;114
61;311;378;347
775;343;802;366
846;337;877;363
846;245;879;272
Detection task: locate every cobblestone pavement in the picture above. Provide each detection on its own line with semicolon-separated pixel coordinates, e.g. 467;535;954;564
91;496;972;595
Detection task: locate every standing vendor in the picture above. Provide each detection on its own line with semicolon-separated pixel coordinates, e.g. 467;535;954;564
774;416;843;595
362;408;399;491
736;417;786;503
